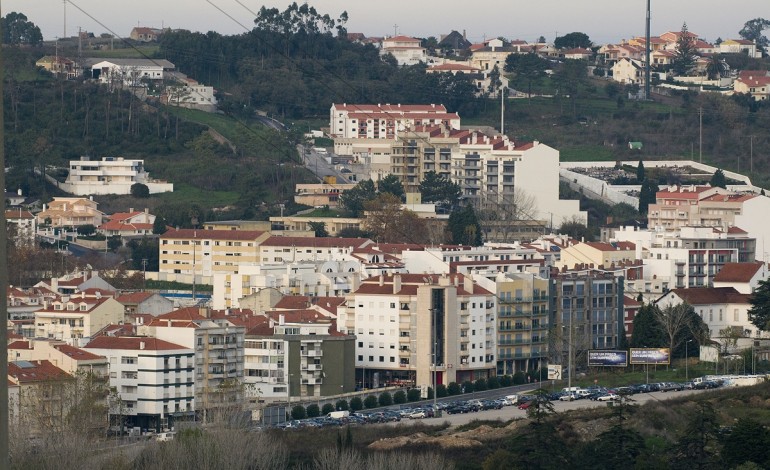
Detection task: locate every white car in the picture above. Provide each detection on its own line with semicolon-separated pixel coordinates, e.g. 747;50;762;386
409;410;426;419
597;393;619;402
559;393;576;401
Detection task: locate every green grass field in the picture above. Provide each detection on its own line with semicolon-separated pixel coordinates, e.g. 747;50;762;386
88;45;160;58
154;183;240;207
167;107;264;142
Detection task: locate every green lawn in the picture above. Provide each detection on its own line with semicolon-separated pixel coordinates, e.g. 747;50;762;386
167;107;264;142
88;45;160;58
154;183;239;207
559;145;617;162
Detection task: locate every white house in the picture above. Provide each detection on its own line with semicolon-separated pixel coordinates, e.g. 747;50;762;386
91;58;175;87
381;36;426;66
612;58;644;85
163;76;217;112
62;157;173;196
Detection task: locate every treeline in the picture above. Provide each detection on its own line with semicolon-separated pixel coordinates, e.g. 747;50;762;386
158;5;483;118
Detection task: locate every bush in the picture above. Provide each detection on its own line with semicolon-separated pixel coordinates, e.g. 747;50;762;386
131;183;150;198
487;376;500;389
107;236;122;252
349;397;363;411
513;372;526;385
500;375;513;387
462;381;475;394
378;392;393;407
474;378;488;392
336;399;349;411
321;403;335;415
291;405;307;420
407;388;421;402
447;382;461;396
76;224;96;236
364;395;379;409
306;404;320;418
427;387;434;399
393;390;407;404
436;384;448;398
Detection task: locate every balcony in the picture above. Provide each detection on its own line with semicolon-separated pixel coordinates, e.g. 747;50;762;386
301;363;323;372
301;349;323;357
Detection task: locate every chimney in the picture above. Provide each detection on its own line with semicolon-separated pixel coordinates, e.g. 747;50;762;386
129;208;134;213
166;319;171;327
379;274;384;286
51;278;59;292
199;306;209;318
463;275;473;294
139;341;146;350
463;29;466;40
393;274;402;294
279;314;285;326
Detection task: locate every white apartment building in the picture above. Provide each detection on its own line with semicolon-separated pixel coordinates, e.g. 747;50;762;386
212;260;361;310
401;244;546;278
380;36;427;66
341;273;496;389
84;336;195;431
5;209;37;246
62;157;173;196
258;236;373;264
34;295;125;344
329;103;460;139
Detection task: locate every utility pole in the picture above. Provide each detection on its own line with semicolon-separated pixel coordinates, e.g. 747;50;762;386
63;0;67;38
0;1;9;460
141;258;148;291
393;24;398;37
645;0;651;100
699;107;703;163
500;87;505;135
750;135;754;173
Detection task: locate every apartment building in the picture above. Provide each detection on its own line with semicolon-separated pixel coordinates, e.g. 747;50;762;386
495;273;550;375
139;308;245;422
647;185;753;230
329;103;460;139
34;294;125;344
342;273;496;388
8;360;74;435
258;236;373;264
5;209;37;246
401;244;546;278
158;229;271;282
62;157;173;196
84;336;195;431
558;241;637;270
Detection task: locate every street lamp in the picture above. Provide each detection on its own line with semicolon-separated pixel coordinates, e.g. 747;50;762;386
643;345;649;385
685;340;693;381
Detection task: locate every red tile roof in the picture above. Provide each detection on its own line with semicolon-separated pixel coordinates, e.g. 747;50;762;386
99;220;154;231
161;228;266;241
274;296;311;310
8;360;72;383
4;210;34;219
713;262;764;283
7;340;32;350
260;236;371;248
668;287;750;305
265;309;332;324
116;292;155;304
355;273;491;296
428;63;481;72
53;344;105;361
85;336;188;351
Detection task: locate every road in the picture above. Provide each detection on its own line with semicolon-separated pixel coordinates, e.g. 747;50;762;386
409;389;705;427
299;145;351;183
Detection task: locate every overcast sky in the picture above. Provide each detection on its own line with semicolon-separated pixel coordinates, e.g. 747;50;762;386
5;0;767;44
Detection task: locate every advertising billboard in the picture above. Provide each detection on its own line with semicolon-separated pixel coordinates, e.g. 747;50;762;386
629;348;671;365
547;365;562;380
587;350;628;367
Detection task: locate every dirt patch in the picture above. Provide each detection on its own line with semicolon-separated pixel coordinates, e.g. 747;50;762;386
367;432;483;451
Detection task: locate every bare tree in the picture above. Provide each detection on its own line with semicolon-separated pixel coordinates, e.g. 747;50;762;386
654;303;694;357
474;187;540;242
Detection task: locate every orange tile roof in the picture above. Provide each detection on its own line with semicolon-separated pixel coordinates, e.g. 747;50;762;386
265;309;332;323
116;292;155;304
668;287;750;305
85;336;188;351
9;360;72;383
713;262;764;283
260;236;371;248
53;344;105;361
161;228;265;241
274;296;311;310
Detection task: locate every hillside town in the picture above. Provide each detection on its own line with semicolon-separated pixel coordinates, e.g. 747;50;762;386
4;5;770;467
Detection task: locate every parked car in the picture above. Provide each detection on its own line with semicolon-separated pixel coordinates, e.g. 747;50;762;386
408;410;426;419
518;401;533;410
597;393;620;402
559;393;576;401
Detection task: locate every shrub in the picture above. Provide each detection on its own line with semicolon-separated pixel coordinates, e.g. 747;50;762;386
364;395;379;409
321;403;335;415
407;388;421;402
500;375;513;387
474;378;488;392
462;381;475;394
513;372;526;385
306;404;320;418
76;224;96;236
393;390;407;404
291;405;306;420
436;384;448;398
336;399;349;411
427;387;434;399
131;183;150;198
349;397;363;411
378;392;393;407
487;376;500;389
447;382;461;396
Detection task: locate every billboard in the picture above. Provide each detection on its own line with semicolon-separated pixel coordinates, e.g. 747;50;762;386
547;365;562;380
588;350;628;367
630;348;671;365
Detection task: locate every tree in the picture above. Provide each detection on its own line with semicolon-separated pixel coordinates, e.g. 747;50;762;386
363;395;378;409
555;59;588;116
447;382;461;396
393;390;406;404
474;378;488;392
670;401;720;470
1;12;43;46
486;376;500;389
636;160;645;182
505;53;549;100
748;278;770;332
291;405;307;420
462;380;475;393
706;54;729;80
721;418;770;468
654;302;696;358
152;216;168;235
672;23;697;76
376;174;405;201
349;397;363;411
630;304;665;348
710;168;727;188
537;35;547;44
335;399;349;411
554;32;592;49
130;183;150;198
378;391;393;407
306;403;320;418
308;221;329;237
419;171;462;205
638;179;659;215
76;224;96;236
526;388;556;424
363;193;429;243
406;388;421;402
321;403;335;415
436;384;448;397
448;204;482;246
558;219;593;241
739;18;770;51
340;179;376;216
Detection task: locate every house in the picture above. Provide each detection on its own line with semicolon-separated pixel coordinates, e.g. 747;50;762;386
33;294;125;344
734;70;770;101
563;48;593;60
115;291;175;316
651;50;676;68
63;157;173;196
89;58;175;87
712;261;768;294
35;271;117;295
5;209;37;246
36;197;105;228
470;42;517;71
7;360;74;435
98;208;157;238
611;58;644;84
437;30;472;53
381;35;426;66
293;182;357;208
84;336;194;431
129;27;163;42
427;63;508;97
36;55;78;79
161;76;217;112
718;39;759;58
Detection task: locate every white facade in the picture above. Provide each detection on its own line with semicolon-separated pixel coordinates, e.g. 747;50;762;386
166;80;218;112
244;337;288;402
34;296;126;344
612;58;643;85
330;103;460;139
91;59;175;87
381;36;427;66
62;157;173;196
734;195;770;261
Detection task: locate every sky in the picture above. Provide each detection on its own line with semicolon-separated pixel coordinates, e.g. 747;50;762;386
4;0;767;45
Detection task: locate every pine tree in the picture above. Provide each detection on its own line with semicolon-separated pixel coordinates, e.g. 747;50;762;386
636;160;645;182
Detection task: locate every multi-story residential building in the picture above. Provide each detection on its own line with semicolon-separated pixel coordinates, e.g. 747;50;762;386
98;208;157;238
158;229;271;283
550;272;625;377
269;214;363;236
5;209;37;246
62;157;173;196
611;58;644;85
294;183;357;208
244;312;355;403
469;39;518;71
718;39;759;58
139;308;246;422
8;360;74;436
647;185;751;230
380;36;427;66
84;336;195;431
557;241;637;270
258;236;373;265
34;294;125;344
401;244;546;278
329;103;460;139
341;273;496;388
495;273;550;375
36;197;105;228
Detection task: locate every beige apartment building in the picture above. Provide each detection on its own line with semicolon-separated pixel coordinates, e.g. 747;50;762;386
648;185;755;230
